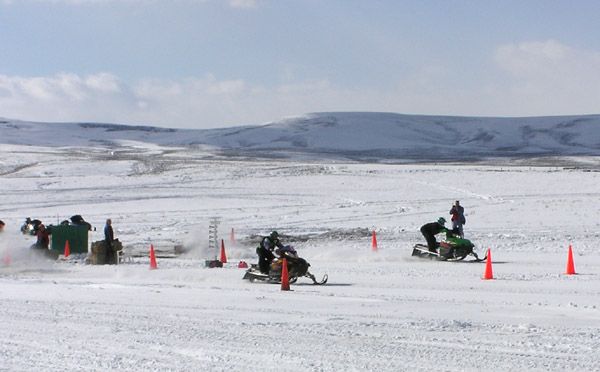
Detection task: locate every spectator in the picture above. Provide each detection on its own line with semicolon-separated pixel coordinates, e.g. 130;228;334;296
34;224;50;249
449;200;466;238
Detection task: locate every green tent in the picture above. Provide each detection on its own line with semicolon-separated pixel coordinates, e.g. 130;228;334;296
50;225;89;254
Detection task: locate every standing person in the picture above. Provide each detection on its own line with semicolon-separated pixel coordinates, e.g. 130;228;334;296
104;219;116;264
104;219;114;245
256;231;284;274
104;218;114;246
34;224;50;249
449;200;466;238
420;218;448;252
0;220;5;233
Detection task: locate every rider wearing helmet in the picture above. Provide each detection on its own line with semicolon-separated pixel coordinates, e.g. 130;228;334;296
256;231;285;274
420;217;449;253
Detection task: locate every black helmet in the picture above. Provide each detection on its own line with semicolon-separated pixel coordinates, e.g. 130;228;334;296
270;231;279;240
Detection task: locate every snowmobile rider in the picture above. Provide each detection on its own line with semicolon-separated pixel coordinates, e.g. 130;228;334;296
420;217;448;252
449;200;466;238
256;231;284;274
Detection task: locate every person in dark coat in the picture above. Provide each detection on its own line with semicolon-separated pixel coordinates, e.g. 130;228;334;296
71;215;92;231
420;217;448;252
104;219;116;264
104;219;114;244
34;224;50;249
449;200;466;238
256;231;284;274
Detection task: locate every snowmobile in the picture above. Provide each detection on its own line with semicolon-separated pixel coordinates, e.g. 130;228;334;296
412;234;486;262
243;250;328;285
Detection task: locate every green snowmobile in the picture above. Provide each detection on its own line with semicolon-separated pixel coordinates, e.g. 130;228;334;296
412;233;486;262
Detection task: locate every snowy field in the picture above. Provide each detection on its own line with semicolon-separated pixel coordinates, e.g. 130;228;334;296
1;143;599;371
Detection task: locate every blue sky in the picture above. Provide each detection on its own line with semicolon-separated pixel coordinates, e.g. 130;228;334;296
1;0;599;128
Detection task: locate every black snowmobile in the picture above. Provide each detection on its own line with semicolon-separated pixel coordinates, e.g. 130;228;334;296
412;234;486;262
243;252;328;285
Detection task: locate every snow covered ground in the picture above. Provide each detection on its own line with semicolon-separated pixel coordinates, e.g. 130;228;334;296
1;140;600;371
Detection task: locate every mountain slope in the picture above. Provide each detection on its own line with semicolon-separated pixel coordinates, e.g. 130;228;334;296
1;113;600;162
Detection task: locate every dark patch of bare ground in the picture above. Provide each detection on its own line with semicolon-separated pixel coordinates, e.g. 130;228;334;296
244;227;372;244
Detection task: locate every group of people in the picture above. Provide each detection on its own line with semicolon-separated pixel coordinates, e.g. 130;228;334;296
420;200;466;253
0;217;117;256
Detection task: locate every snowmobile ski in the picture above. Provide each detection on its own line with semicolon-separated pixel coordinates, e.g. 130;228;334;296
306;272;328;285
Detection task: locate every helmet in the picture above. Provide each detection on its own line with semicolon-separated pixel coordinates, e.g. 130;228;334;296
437;217;446;225
270;231;279;240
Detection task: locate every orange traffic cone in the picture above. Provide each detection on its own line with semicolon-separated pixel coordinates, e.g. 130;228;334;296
371;230;378;251
2;250;11;266
230;228;236;244
483;248;494;280
149;244;158;270
281;258;290;291
220;239;227;264
64;240;71;258
565;244;576;275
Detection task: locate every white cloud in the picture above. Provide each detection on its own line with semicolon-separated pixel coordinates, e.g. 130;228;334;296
228;0;258;9
1;40;599;129
495;40;579;78
0;72;372;128
1;0;240;5
491;40;600;115
84;73;122;93
0;72;136;123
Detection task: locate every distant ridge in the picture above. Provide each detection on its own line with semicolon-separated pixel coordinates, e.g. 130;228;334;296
1;112;600;163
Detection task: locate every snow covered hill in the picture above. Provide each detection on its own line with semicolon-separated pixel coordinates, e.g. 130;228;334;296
1;112;600;162
2;113;600;371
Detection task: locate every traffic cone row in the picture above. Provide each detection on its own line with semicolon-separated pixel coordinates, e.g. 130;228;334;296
480;245;579;280
148;232;579;284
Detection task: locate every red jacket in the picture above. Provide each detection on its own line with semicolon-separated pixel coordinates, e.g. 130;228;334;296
36;229;50;248
449;205;465;224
